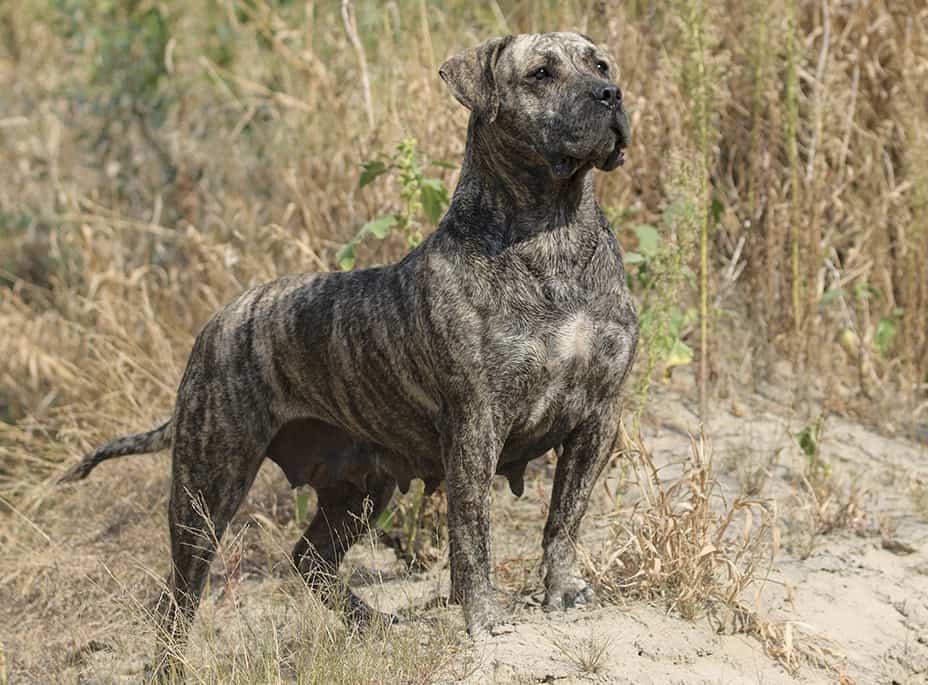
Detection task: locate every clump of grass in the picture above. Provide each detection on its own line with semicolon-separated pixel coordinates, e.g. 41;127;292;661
550;630;611;676
586;429;836;674
785;478;868;561
590;430;777;621
721;443;781;498
377;480;448;571
783;414;869;559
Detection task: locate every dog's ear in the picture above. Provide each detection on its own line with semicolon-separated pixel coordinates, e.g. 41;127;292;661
439;35;513;123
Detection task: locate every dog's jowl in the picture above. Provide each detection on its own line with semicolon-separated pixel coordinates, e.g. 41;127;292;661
61;31;638;673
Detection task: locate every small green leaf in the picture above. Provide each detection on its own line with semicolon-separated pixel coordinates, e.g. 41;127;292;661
421;178;450;226
682;307;699;327
431;160;457;169
375;507;396;531
295;489;311;525
710;195;724;225
624;251;645;265
335;244;356;271
820;287;845;309
666;339;694;368
361;215;398;239
874;317;897;357
632;224;660;257
853;282;881;302
796;426;817;458
668;306;685;336
359;160;390;188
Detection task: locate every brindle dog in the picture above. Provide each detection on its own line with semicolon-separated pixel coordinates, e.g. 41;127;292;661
61;31;637;672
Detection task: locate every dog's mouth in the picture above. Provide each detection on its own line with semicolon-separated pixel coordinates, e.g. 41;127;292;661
596;124;628;172
553;129;627;179
552;147;624;179
597;144;626;172
553;146;625;179
549;114;629;179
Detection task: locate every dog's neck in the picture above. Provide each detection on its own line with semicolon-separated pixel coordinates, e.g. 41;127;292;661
450;117;600;244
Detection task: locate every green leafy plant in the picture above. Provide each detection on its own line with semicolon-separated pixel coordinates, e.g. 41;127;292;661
796;414;830;488
52;0;175;180
375;481;446;569
820;282;903;358
621;221;697;377
337;139;452;270
622;223;659;285
874;310;902;358
294;487;312;526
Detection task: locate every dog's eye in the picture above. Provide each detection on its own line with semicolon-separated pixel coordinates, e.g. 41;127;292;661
596;61;609;75
529;66;551;81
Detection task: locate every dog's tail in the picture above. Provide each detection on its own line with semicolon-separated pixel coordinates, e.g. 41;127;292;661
59;420;173;484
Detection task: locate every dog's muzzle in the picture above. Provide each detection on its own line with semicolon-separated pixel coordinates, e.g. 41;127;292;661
593;83;628;171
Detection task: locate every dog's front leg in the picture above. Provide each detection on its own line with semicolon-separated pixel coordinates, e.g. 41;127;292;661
541;409;621;610
442;415;505;634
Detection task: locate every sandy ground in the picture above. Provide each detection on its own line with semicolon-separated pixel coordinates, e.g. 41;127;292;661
4;373;927;684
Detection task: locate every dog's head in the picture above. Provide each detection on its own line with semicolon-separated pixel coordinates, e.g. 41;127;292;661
440;32;630;180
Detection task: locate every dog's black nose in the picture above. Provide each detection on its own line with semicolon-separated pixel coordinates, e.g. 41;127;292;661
595;84;622;108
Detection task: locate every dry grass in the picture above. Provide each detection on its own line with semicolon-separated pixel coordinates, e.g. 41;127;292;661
143;502;458;685
585;428;841;674
589;431;778;621
1;1;925;427
1;450;458;683
784;473;869;561
780;417;872;559
549;629;611;676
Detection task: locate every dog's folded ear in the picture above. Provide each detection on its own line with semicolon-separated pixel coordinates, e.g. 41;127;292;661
439;35;513;124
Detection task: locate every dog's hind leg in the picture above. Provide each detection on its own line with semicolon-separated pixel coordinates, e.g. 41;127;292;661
152;425;266;679
292;475;397;625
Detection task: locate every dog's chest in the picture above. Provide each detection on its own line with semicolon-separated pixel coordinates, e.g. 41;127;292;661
547;311;597;367
526;314;598;422
491;302;631;437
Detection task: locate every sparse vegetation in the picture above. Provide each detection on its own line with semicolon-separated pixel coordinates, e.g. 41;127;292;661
587;429;844;675
589;430;777;620
550;630;611;675
784;416;870;559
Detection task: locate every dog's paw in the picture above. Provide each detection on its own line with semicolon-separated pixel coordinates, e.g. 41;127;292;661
346;592;402;629
489;621;517;636
464;587;511;637
543;575;594;611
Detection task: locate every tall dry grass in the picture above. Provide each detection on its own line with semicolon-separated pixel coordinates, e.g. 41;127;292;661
1;0;925;444
0;0;926;680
